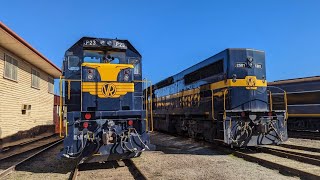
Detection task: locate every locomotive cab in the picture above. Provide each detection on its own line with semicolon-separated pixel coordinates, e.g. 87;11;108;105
59;37;149;162
222;49;288;146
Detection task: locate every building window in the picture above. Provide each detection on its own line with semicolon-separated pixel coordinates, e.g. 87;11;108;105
48;77;54;94
31;68;40;89
4;54;18;81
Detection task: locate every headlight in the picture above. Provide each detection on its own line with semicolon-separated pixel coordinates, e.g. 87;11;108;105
88;74;94;80
123;74;130;81
123;69;130;81
87;69;94;80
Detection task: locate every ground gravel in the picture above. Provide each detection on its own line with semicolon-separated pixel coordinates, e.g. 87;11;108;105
4;133;307;180
285;138;320;149
77;161;134;180
5;144;77;180
132;132;299;180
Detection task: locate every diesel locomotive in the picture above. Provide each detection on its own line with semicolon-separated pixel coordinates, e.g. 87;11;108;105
148;48;288;147
59;37;149;162
269;76;320;132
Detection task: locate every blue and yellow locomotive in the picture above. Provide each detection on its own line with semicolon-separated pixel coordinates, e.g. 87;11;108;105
150;48;288;147
59;37;149;162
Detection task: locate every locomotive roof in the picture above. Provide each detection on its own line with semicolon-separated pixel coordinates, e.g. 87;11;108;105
269;76;320;85
66;37;141;57
153;48;264;89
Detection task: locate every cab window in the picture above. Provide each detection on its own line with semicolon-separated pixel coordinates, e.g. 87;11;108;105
68;56;80;70
107;51;125;64
83;50;104;63
129;58;141;75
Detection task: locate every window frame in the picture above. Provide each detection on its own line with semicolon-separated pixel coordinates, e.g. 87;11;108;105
3;54;18;82
48;76;54;94
31;68;40;89
68;56;80;71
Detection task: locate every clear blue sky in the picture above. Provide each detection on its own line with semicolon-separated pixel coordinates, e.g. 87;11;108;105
1;0;319;94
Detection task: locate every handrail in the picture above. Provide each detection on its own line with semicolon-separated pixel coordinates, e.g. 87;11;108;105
268;90;273;111
58;77;84;138
59;76;64;138
134;79;153;132
211;89;216;120
284;91;288;121
267;86;288;120
65;122;68;137
150;82;153;132
223;89;228;120
222;86;287;119
67;80;71;100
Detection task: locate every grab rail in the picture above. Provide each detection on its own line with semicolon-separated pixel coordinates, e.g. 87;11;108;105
59;77;82;138
59;76;64;138
134;79;153;132
221;86;288;121
267;86;288;120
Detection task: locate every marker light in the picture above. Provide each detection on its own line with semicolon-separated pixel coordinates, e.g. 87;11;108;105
83;122;89;128
85;113;92;120
123;74;129;81
128;120;134;126
123;69;130;81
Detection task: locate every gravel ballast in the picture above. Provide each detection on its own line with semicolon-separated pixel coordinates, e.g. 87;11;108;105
132;132;299;180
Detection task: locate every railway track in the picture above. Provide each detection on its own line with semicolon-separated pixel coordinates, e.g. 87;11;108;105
211;142;320;179
0;135;63;179
70;159;148;180
156;132;320;179
0;133;56;153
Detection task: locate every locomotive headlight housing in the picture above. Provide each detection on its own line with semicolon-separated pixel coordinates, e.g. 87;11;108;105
87;74;94;80
123;69;131;82
232;74;237;82
123;74;130;81
87;69;94;80
247;56;253;68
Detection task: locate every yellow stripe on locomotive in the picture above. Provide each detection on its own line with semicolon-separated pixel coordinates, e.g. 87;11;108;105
82;82;134;98
81;62;134;98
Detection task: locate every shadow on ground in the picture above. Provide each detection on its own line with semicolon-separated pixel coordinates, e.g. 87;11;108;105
149;132;226;156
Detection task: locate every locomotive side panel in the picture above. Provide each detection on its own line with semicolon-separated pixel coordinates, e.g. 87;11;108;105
269;78;320;131
151;48;288;147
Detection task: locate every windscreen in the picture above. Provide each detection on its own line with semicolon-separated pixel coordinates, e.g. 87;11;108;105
83;50;126;64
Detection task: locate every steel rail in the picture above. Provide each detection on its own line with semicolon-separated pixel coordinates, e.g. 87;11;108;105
69;164;79;180
0;133;56;153
280;144;320;153
231;150;320;180
0;135;59;162
209;143;320;180
258;147;320;166
123;159;148;180
0;139;63;179
72;159;148;180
